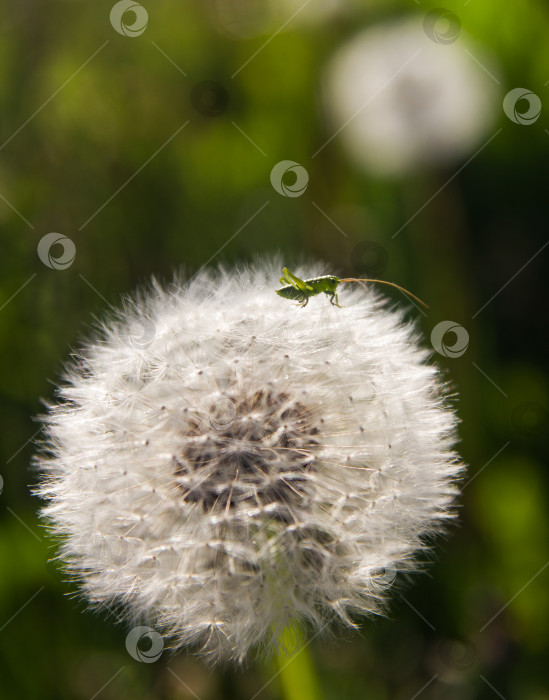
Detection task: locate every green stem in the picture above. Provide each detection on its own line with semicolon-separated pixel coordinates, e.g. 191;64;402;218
276;625;323;700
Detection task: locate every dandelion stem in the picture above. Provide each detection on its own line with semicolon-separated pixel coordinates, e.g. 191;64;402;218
276;625;323;700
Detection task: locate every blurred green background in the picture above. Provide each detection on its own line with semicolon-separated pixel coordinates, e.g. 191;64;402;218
1;1;548;698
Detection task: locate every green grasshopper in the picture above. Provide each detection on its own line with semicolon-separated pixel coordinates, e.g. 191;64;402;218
276;267;428;308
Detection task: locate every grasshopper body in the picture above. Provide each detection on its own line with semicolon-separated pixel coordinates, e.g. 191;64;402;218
276;269;341;307
275;267;428;310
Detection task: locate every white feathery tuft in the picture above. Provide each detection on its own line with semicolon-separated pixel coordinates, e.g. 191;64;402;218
35;260;464;663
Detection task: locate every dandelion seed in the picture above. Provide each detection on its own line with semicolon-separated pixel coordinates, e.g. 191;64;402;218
35;261;464;663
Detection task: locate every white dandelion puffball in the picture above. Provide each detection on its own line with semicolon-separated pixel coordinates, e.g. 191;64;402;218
324;18;500;176
36;262;463;663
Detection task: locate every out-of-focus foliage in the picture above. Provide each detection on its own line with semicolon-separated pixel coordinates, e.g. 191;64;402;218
0;0;548;698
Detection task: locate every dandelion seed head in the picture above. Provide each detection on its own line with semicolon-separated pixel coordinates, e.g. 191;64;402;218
35;260;463;663
324;18;500;176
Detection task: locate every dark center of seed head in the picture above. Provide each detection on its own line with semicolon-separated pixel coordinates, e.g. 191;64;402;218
174;389;319;513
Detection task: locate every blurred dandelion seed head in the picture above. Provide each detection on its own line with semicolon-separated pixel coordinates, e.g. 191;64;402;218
324;18;501;176
35;261;464;663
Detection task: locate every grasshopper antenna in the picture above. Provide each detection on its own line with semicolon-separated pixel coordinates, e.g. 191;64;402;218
339;278;429;309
